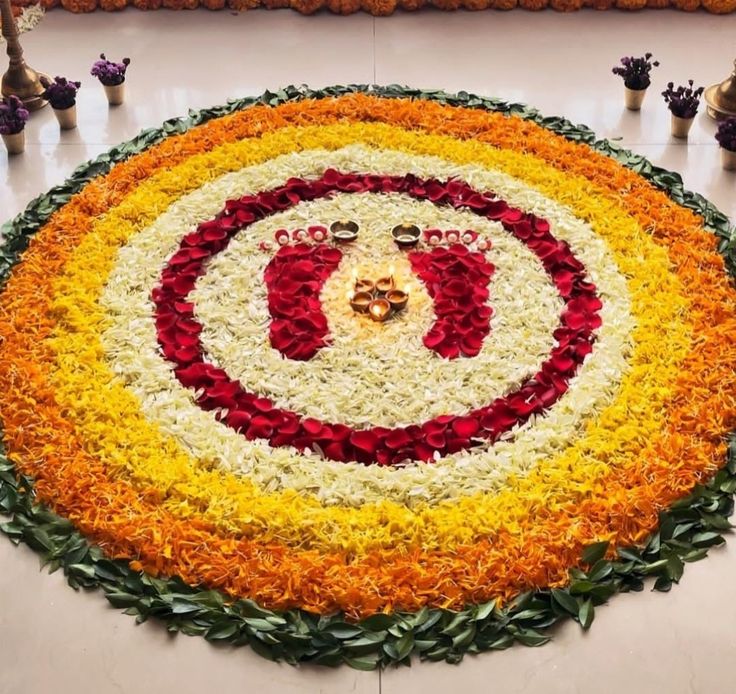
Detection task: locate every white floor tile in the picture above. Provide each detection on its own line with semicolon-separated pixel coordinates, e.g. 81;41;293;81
381;542;736;694
0;540;379;694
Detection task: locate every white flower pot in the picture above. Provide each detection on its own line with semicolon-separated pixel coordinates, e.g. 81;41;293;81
104;83;125;106
2;130;25;155
670;114;694;139
721;147;736;172
53;104;77;130
624;87;647;111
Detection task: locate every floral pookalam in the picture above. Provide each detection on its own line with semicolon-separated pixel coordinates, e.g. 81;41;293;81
1;86;736;669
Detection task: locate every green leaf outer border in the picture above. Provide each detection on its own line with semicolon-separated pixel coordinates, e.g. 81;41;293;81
1;84;735;669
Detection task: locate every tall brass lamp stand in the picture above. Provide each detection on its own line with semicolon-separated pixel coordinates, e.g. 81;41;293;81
705;59;736;121
1;0;47;110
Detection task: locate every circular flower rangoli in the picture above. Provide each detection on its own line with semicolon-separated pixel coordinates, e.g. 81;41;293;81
1;86;735;669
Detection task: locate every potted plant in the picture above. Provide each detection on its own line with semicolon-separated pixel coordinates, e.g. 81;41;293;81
662;80;704;139
715;117;736;171
90;53;131;106
40;76;81;130
612;52;660;110
0;95;29;155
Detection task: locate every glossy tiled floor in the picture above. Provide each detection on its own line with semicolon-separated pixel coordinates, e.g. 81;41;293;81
1;8;735;694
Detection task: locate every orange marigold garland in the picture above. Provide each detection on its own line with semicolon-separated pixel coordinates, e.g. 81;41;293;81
59;0;97;10
98;0;128;9
702;0;736;11
35;0;736;9
1;85;735;669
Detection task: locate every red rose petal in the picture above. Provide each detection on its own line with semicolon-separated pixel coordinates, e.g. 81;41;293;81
385;429;412;450
252;397;273;412
302;418;324;436
226;411;251;433
452;417;480;438
350;430;379;454
425;431;446;449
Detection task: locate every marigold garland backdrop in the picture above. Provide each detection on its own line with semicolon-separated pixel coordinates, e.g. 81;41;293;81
25;0;736;14
1;85;736;669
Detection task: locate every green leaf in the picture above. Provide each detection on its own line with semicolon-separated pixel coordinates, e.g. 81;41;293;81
68;563;96;580
487;633;514;650
682;548;709;563
248;639;278;662
414;639;437;652
404;606;428;629
641;559;669;575
654;575;672;592
191;590;225;608
473;600;497;621
665;554;685;582
344;635;385;654
343;654;380;671
243;618;279;632
719;478;736;494
617;548;643;563
415;611;442;634
395;631;415;661
23;526;54;553
359;613;395;631
587;560;613;583
452;625;476;649
322;623;363;640
699;513;732;530
171;600;201;615
578;600;594;630
509;591;533;612
205;621;239;641
105;591;140;609
692;532;725;548
0;521;23;540
0;486;18;513
514;629;551;647
234;598;276;620
569;580;596;595
551;589;579;616
441;612;470;636
424;645;450;661
581;541;609;565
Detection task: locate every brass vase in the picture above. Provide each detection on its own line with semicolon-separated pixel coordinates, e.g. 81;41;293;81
705;60;736;121
53;104;77;130
103;83;125;106
624;86;647;111
670;114;694;139
2;129;25;155
721;147;736;172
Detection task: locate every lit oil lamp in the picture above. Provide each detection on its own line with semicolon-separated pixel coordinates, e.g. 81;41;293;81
374;264;395;295
350;267;374;294
349;290;373;313
355;278;375;294
386;288;409;312
368;298;391;322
